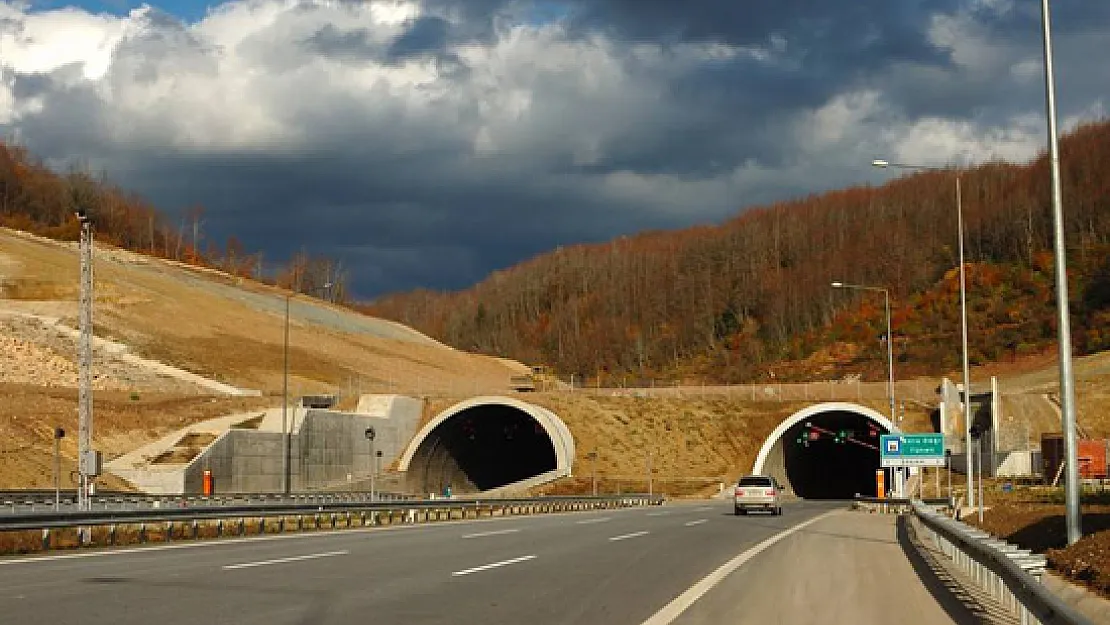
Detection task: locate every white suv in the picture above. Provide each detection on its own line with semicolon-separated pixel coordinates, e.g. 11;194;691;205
734;475;784;516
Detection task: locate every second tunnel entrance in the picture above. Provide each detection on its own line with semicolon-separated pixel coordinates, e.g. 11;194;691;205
398;397;574;495
753;403;899;500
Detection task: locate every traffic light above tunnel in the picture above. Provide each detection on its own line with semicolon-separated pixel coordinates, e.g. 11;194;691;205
753;402;898;501
784;413;888;499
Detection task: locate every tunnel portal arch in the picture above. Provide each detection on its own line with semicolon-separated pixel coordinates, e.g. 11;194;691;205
397;396;575;494
752;402;902;500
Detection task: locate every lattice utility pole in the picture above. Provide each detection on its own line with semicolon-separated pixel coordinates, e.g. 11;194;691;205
76;208;98;511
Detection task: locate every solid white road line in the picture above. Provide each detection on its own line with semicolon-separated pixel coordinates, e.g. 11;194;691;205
684;519;708;527
639;510;837;625
609;531;650;542
222;550;349;571
462;529;520;539
576;517;612;525
451;555;537;577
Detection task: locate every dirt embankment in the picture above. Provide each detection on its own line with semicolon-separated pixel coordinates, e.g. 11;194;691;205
520;393;934;496
967;488;1110;599
0;227;527;489
0;383;275;489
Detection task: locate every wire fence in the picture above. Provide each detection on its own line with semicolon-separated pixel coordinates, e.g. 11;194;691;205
325;375;941;405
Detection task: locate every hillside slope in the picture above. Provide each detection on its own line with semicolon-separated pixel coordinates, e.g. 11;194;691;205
0;227;527;488
366;119;1110;385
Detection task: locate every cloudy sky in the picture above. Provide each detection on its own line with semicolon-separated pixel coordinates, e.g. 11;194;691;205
1;0;1108;297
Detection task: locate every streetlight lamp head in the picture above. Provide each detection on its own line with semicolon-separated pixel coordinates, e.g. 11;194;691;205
871;159;890;168
831;281;844;288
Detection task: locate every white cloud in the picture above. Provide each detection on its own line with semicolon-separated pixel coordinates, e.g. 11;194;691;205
886;114;1044;166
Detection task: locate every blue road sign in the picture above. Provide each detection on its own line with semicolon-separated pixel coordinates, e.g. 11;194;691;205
880;433;945;467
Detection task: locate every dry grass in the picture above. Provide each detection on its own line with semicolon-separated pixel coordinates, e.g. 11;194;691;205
0;228;526;488
0;383;275;488
521;394;936;492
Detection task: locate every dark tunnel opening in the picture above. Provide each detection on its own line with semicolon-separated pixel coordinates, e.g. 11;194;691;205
410;405;557;494
781;411;890;499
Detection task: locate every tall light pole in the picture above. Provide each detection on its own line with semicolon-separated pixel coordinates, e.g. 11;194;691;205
282;293;291;494
1040;0;1081;545
872;159;975;510
832;281;898;496
831;282;895;420
281;281;333;495
76;207;96;511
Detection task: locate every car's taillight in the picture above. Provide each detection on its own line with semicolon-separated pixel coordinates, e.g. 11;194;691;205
734;487;743;496
765;489;775;497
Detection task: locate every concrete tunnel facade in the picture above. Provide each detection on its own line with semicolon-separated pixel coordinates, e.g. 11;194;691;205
752;402;902;500
396;396;575;495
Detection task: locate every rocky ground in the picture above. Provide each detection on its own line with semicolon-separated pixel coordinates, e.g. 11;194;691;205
0;313;209;394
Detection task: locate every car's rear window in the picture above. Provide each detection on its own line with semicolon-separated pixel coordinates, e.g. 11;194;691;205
738;477;773;486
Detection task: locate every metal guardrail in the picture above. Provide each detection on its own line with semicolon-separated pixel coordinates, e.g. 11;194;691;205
0;494;662;552
854;496;952;506
0;490;415;513
910;500;1094;625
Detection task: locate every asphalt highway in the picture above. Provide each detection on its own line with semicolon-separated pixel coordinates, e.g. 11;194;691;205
0;500;949;625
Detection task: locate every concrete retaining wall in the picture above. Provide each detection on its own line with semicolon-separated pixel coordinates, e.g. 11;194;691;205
183;396;423;494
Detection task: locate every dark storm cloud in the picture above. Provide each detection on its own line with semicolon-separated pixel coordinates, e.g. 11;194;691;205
100;143;672;294
2;0;1109;298
386;15;449;60
304;24;382;60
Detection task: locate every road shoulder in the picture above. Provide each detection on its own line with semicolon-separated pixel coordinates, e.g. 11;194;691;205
663;509;979;625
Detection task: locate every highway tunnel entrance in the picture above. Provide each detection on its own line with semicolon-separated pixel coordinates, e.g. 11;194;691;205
752;402;898;500
397;397;575;495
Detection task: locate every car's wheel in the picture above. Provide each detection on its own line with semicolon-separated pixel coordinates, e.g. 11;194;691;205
734;506;741;516
777;507;783;516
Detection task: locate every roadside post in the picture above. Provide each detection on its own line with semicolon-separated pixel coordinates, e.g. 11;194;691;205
364;427;376;501
945;449;953;506
53;427;65;511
